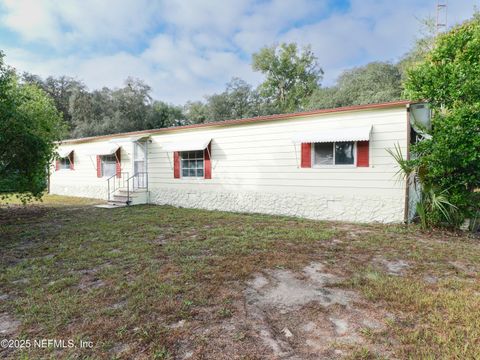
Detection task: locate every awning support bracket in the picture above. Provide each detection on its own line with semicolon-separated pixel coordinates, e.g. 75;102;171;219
88;155;97;172
166;152;173;170
293;142;299;168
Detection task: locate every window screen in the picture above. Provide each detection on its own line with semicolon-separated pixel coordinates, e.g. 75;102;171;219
59;157;71;170
334;142;354;165
313;143;333;165
313;142;355;166
101;154;116;177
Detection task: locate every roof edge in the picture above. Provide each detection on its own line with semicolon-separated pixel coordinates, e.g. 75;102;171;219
59;100;413;145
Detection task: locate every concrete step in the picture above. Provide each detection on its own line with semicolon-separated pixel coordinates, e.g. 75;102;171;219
115;187;148;193
110;191;149;206
96;202;128;208
112;195;130;201
114;191;143;198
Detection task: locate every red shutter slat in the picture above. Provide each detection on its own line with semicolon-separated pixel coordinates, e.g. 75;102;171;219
357;141;369;167
69;152;74;170
204;143;212;179
173;152;180;178
96;155;102;177
300;143;312;168
116;148;121;178
55;160;59;171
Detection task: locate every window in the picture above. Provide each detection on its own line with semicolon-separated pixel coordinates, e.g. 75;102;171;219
313;141;355;166
59;156;71;170
101;154;117;177
180;150;204;177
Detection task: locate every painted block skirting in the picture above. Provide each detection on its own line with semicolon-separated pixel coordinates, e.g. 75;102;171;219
149;188;404;223
51;183;404;223
50;183;108;200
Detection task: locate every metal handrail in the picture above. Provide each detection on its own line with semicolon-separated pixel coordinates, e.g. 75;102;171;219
107;172;129;202
124;172;148;205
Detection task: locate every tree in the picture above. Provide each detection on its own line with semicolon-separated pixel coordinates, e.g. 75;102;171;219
69;88;112;138
306;87;344;110
307;62;403;110
69;78;154;137
0;52;66;202
403;14;480;227
184;101;208;124
252;43;323;113
106;77;152;133
146;101;184;129
204;78;262;122
22;73;85;131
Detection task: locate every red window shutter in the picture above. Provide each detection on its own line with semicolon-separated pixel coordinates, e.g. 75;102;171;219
69;152;74;170
357;141;369;167
55;160;59;171
204;143;212;179
96;155;102;178
116;148;121;178
300;143;312;168
173;152;180;178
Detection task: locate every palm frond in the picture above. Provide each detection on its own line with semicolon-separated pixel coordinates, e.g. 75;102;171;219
386;143;416;184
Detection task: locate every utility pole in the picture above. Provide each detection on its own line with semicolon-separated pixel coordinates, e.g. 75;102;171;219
436;0;448;35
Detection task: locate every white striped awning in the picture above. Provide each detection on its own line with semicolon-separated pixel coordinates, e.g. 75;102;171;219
109;134;150;143
161;137;211;152
292;125;372;144
78;143;120;156
57;147;74;158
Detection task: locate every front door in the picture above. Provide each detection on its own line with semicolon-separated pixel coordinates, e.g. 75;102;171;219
134;141;146;188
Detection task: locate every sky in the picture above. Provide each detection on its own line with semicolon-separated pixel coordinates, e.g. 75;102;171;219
0;0;477;104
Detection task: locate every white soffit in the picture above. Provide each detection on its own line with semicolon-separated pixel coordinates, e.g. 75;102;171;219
57;147;74;158
161;137;211;152
292;125;372;144
78;143;120;156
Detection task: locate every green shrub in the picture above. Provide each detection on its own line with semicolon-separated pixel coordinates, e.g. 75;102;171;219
402;14;480;228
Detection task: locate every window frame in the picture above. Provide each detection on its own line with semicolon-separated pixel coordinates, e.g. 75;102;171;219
311;141;357;168
180;150;205;179
101;154;117;178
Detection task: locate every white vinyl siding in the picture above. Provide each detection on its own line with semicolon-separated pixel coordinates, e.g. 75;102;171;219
145;108;407;194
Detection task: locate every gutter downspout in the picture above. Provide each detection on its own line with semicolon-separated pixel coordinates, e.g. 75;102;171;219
146;140;150;204
404;104;412;223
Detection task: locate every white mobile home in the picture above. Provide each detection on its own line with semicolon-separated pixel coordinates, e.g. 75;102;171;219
50;101;429;223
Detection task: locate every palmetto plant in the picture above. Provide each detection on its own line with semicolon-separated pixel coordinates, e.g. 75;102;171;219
387;144;457;229
416;184;457;229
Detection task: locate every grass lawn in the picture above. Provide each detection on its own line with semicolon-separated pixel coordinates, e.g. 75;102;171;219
1;195;479;359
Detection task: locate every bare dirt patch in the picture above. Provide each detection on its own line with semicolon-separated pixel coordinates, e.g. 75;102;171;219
242;262;389;359
374;256;410;276
76;266;107;290
0;313;20;335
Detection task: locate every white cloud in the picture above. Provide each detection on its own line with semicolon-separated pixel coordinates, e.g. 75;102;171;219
1;0;478;103
2;0;61;44
1;0;162;48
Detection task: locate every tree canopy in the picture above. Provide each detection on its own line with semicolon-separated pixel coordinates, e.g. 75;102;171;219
252;43;323;113
308;62;403;110
0;52;65;201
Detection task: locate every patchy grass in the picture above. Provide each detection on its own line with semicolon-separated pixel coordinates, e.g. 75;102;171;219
0;193;102;206
0;195;479;359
